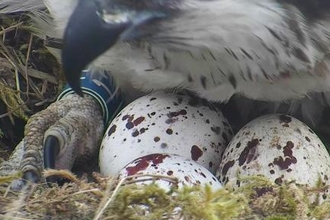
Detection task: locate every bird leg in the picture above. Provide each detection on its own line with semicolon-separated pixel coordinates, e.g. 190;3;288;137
0;94;104;189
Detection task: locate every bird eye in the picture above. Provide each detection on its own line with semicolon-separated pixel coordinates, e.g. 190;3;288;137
101;11;131;24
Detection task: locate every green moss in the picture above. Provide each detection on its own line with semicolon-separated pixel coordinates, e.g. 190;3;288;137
0;81;29;122
104;181;248;220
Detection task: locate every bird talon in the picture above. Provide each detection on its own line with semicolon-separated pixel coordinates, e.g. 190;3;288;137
23;170;40;184
9;179;27;191
10;173;41;191
43;135;72;186
43;135;61;170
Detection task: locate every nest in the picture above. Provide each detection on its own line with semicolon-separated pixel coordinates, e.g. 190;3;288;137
1;5;330;220
0;170;330;219
0;10;62;152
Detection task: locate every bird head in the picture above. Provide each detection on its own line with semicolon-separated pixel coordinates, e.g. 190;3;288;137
62;0;178;95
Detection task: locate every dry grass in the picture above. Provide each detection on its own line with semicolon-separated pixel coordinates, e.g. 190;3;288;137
0;171;330;220
0;170;245;220
0;11;61;150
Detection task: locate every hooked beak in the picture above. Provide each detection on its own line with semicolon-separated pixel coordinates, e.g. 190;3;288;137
62;0;162;95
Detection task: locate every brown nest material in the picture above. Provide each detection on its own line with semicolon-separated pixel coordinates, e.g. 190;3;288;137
0;10;62;152
0;171;330;219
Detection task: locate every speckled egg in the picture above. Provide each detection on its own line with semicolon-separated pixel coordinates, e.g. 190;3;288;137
118;153;222;190
216;114;330;199
99;91;233;176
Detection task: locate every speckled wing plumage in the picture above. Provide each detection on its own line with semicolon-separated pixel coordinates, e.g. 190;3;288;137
40;0;330;101
0;94;103;186
82;0;330;126
38;0;330;109
26;0;330;126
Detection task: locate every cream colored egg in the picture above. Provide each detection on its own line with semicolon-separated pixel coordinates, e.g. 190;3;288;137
118;153;222;190
216;114;330;200
99;91;232;176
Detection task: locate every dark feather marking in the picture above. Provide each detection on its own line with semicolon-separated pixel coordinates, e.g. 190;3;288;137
280;71;291;79
154;39;192;47
285;16;306;47
292;47;310;63
311;38;328;52
187;74;193;82
209;51;217;61
285;48;291;57
239;67;247;81
259;66;270;80
240;48;254;60
275;59;280;70
282;36;290;48
145;67;161;71
147;45;152;54
256;35;278;56
200;76;207;89
217;67;227;77
230;49;239;60
201;53;207;61
163;52;170;68
252;51;261;59
225;47;238;60
265;26;282;42
247;66;253;81
147;45;156;60
225;47;231;56
228;75;237;89
210;71;217;85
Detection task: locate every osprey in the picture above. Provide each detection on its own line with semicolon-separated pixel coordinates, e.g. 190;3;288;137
62;0;330;105
1;0;330;186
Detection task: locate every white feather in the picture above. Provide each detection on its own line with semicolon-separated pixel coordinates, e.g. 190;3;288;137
43;0;78;38
0;0;45;13
40;0;330;126
3;0;330;127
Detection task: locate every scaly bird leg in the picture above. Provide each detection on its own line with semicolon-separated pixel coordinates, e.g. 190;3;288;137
0;94;103;189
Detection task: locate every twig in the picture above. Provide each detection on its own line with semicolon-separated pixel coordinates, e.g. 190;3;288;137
93;174;178;220
0;22;23;36
0;39;43;99
0;50;21;92
0;57;58;84
93;177;127;220
71;188;102;197
0;215;32;220
22;65;58;84
24;34;34;96
0;101;28;119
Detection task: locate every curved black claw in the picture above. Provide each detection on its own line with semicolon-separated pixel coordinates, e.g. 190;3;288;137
44;135;60;169
23;170;40;183
9;171;39;191
43;135;63;185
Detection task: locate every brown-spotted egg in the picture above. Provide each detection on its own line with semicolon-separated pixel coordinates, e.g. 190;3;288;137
216;114;330;200
118;153;222;190
99;91;233;176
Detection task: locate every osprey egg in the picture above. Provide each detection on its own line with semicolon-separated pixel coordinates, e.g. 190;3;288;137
99;91;233;176
216;114;330;200
117;153;222;190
